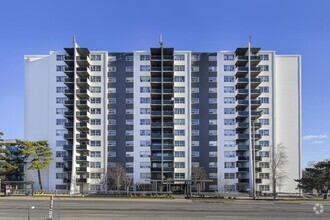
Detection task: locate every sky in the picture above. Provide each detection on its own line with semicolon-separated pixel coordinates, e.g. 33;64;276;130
0;0;329;168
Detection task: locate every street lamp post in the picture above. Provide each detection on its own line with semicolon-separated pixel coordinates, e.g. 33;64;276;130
27;203;35;220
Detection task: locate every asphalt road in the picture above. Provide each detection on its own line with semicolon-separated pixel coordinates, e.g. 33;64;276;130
0;197;329;220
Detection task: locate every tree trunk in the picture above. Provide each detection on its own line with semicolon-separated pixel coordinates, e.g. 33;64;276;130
273;178;276;200
37;169;43;190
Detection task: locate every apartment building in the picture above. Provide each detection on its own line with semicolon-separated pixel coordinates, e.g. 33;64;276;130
24;39;301;194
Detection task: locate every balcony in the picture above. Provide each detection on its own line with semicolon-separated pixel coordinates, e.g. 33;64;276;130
76;78;90;89
235;78;248;88
255;156;262;161
235;89;249;99
237;144;249;151
235;55;248;66
150;55;174;61
63;167;71;172
251;100;261;109
238;167;249;172
64;89;74;98
151;66;173;72
235;111;249;121
76;89;90;99
76;67;90;78
64;67;74;77
151;167;162;172
76;133;90;141
235;122;249;131
64;77;74;88
236;133;249;141
76;178;91;184
151;100;174;105
150;77;173;83
64;122;73;129
76;122;90;131
64;133;73;140
151;155;162;161
64;100;74;109
76;155;90;161
76;100;90;110
237;156;249;161
250;89;261;99
163;156;174;161
64;55;74;65
63;144;73;150
256;178;262;184
63;156;72;161
76;144;91;151
151;89;173;94
76;167;90;172
76;56;90;66
251;111;262;119
151;122;174;128
235;67;248;77
238;178;249;183
76;111;90;120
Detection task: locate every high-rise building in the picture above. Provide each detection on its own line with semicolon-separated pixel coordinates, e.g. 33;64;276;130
24;39;302;194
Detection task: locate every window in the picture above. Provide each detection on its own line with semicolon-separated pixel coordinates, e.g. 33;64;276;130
91;173;101;179
209;56;217;61
260;65;269;71
224;173;235;179
259;162;270;168
174;76;185;82
56;151;66;158
91;141;101;146
224;86;234;93
224;97;235;104
192;109;199;114
140;108;150;114
90;162;101;168
56;76;66;82
126;141;134;147
56;55;65;61
140;151;150;158
260;54;269;60
259;97;269;104
259;119;269;125
140;76;150;82
109;88;116;93
174;119;185;125
56;119;67;125
91;130;101;136
56;129;66;136
224;54;234;61
260;108;269;114
224;129;235;136
91;55;101;61
175;162;185;168
126;109;133;114
209;66;217;72
192;130;199;136
259;129;270;136
192;98;199;104
191;66;199;72
259;140;270;147
174;108;185;114
91;119;101;125
56;87;66;93
140;97;151;104
224;119;235;125
209;77;217;82
91;108;101;114
108;77;116;83
126;77;133;82
260;86;269;93
209;98;217;104
225;162;235;168
126;88;133;94
56;65;66;71
174;87;185;93
90;86;101;93
125;66;133;72
56;97;67;104
140;65;150;71
140;130;150;136
109;130;116;136
209;162;217;168
260;151;270;158
91;76;101;82
224;76;234;82
260;76;269;82
191;87;199;93
174;97;185;103
175;151;185;157
191;77;199;82
126;130;134;136
191;55;200;61
259;185;270;191
56;108;66;114
174;65;185;71
140;162;151;168
91;98;101;103
140;87;150;93
126;119;133;125
209;152;217;157
108;151;116;157
192;162;200;167
209;109;217;114
108;141;116;147
224;108;235;114
56;140;66;147
225;151;236;158
91;65;102;72
175;173;185;179
174;130;185;136
140;54;150;61
174;54;185;60
56;173;66;179
140;140;151;147
126;56;133;61
140;173;151;179
174;140;185;147
192;119;199;125
108;56;116;61
91;151;101;157
140;119;150;125
209;130;217;136
209;141;217;147
192;141;199;146
191;151;199;157
224;140;235;147
224;65;234;71
260;173;270;179
56;162;66;168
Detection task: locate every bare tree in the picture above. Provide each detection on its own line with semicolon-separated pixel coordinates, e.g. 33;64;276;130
270;143;288;199
191;167;207;195
107;164;132;194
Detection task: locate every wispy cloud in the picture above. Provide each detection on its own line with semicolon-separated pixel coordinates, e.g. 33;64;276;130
303;135;328;141
312;140;325;144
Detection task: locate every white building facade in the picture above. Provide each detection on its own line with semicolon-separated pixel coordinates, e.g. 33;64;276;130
24;40;301;194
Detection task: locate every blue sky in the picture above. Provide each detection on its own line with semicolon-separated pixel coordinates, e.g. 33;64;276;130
0;0;329;167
